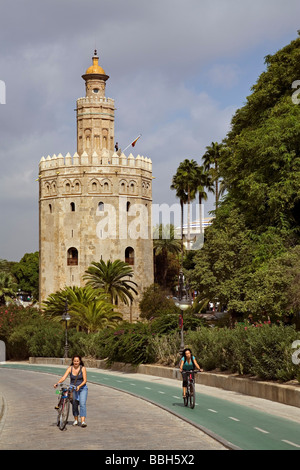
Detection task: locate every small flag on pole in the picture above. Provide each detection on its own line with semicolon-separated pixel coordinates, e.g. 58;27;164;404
123;134;142;152
131;134;141;147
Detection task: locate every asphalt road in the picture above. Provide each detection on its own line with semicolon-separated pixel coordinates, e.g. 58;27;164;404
0;367;226;451
1;363;300;450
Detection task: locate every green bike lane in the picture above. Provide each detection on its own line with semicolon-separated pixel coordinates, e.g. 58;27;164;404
1;363;300;451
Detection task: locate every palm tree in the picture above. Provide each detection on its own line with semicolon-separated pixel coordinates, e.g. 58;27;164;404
42;285;102;318
171;159;198;250
83;259;138;306
70;299;122;333
42;285;121;332
202;142;223;210
170;174;188;252
153;224;181;287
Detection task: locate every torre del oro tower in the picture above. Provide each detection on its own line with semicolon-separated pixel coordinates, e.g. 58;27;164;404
38;51;154;321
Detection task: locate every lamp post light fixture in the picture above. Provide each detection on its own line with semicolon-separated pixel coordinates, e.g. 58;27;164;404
62;299;71;359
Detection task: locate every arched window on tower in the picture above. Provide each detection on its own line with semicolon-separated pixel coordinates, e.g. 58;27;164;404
70;202;75;212
125;247;134;266
49;204;52;213
67;247;78;266
98;201;104;212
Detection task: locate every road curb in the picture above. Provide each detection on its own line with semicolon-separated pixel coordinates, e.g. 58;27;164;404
0;393;7;437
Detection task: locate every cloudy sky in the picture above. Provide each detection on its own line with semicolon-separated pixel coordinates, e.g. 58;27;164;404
0;0;299;261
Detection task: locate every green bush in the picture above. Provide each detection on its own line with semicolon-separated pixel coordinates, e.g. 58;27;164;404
8;320;88;360
150;313;205;335
0;305;40;342
185;327;231;371
8;320;64;359
149;331;181;366
3;303;299;383
78;322;156;365
77;329;112;359
185;323;300;382
244;323;299;381
103;322;156;365
139;284;178;320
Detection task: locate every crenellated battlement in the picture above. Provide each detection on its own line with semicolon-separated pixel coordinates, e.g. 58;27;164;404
39;150;152;172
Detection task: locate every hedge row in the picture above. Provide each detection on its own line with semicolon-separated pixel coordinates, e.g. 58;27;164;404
1;305;299;383
185;323;300;382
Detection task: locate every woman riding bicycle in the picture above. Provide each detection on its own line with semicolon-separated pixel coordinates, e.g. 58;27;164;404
180;348;202;398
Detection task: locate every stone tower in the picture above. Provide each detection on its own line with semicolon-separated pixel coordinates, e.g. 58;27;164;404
39;51;153;321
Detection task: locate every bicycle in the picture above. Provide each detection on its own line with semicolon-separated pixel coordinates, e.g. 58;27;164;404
55;383;77;430
181;370;200;409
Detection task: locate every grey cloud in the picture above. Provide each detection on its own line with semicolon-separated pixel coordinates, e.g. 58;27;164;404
0;0;299;260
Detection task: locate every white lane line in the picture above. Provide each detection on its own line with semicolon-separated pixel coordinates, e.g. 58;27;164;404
130;383;136;386
228;417;240;422
158;391;165;394
282;440;300;449
208;409;218;413
254;427;269;434
173;396;181;399
145;387;152;390
116;380;123;383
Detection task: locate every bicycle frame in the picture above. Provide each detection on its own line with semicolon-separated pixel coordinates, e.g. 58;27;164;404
181;370;200;409
56;384;76;430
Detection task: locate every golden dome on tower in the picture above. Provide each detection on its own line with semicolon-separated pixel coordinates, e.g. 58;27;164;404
85;50;106;75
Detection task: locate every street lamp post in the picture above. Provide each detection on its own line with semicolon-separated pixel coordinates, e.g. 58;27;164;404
62;299;71;359
175;269;191;356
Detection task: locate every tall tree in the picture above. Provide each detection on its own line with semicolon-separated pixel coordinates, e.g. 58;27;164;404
170;173;188;252
171;159;198;250
190;35;300;321
11;252;39;300
202;142;223;210
220;35;300;232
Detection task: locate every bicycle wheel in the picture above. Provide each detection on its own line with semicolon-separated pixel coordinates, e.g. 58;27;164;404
58;398;70;430
56;398;62;426
189;383;195;409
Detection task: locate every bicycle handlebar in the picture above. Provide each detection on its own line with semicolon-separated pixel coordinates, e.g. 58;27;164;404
57;383;77;391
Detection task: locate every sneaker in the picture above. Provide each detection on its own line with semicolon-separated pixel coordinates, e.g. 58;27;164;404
81;421;87;428
73;420;78;426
